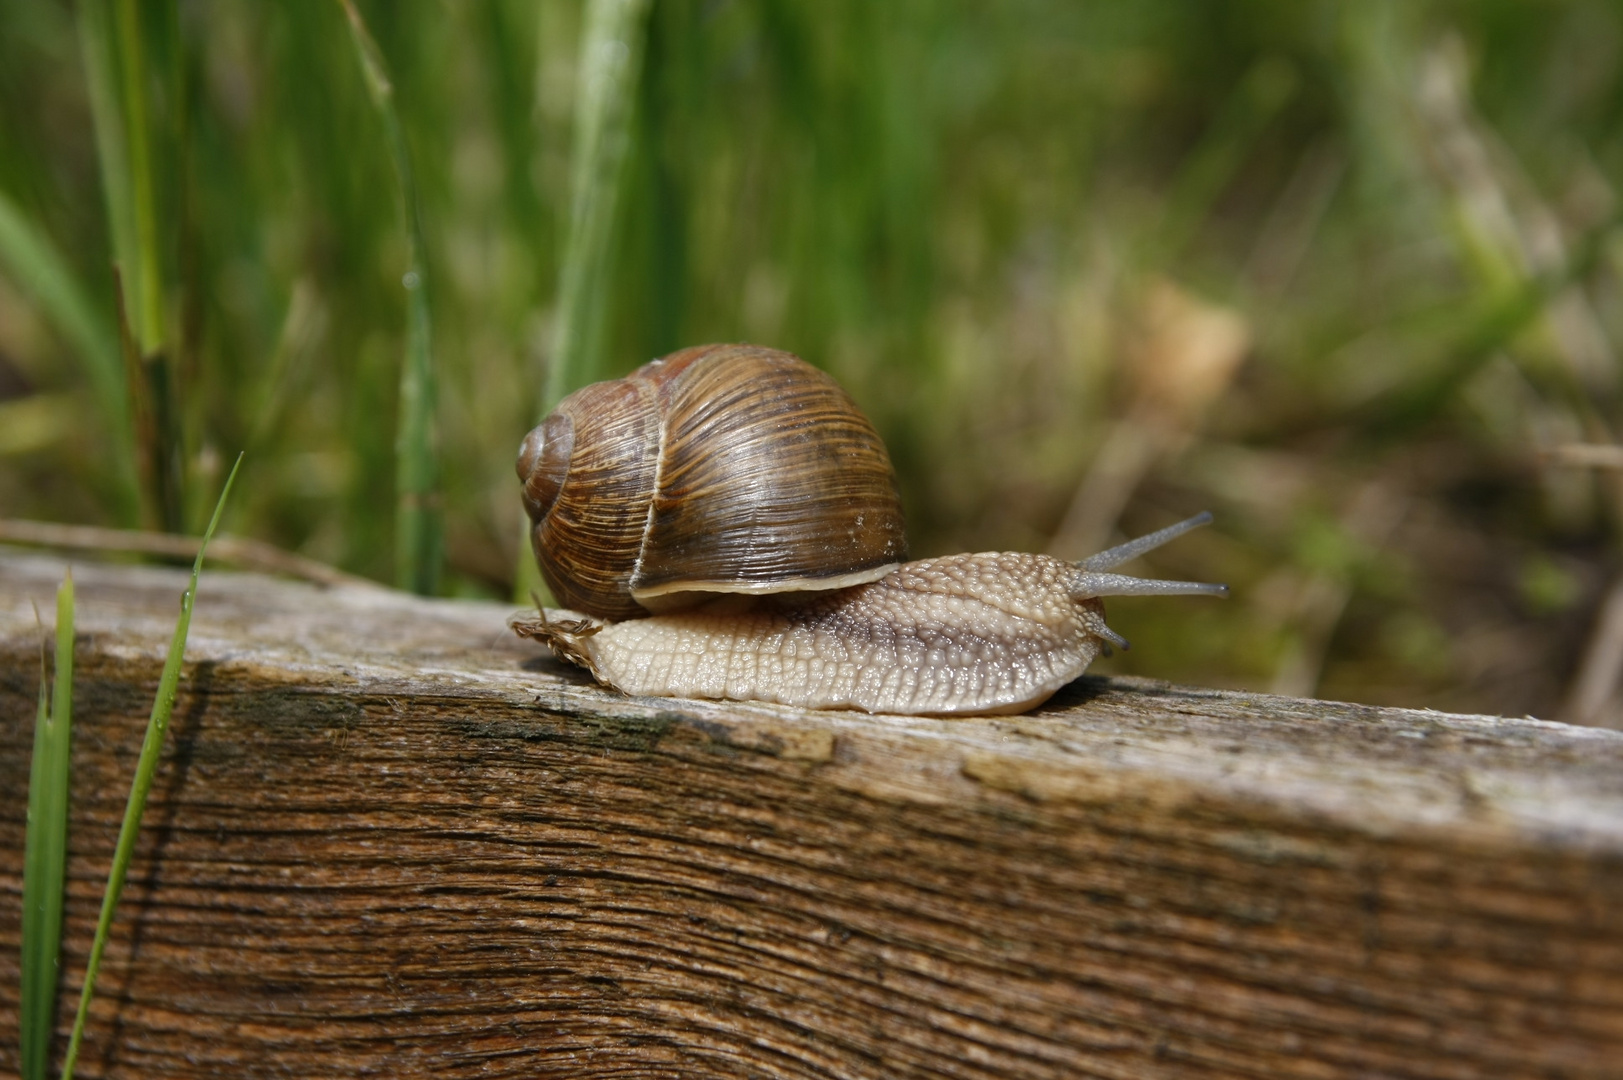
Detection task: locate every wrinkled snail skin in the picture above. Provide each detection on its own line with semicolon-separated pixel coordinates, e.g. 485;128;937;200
524;552;1109;716
514;521;1229;717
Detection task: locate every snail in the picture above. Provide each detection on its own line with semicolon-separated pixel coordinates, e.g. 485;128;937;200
512;343;1226;715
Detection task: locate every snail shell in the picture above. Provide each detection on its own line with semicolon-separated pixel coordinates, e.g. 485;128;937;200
517;344;907;620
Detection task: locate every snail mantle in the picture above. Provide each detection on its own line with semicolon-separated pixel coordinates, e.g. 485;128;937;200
2;549;1621;1079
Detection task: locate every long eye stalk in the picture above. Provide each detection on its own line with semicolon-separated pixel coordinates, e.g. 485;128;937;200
1078;511;1214;571
1074;572;1229;599
1070;513;1228;600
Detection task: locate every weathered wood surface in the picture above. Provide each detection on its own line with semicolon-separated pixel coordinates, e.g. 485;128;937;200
0;549;1620;1079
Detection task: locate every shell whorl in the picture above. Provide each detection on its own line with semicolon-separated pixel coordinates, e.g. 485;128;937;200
518;344;908;620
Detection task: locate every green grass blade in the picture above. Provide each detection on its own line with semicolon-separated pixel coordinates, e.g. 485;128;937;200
20;574;75;1080
78;0;165;357
59;452;242;1080
20;663;50;1080
0;192;125;437
337;0;442;596
545;0;652;414
114;0;162;357
77;0;182;532
0;189;140;524
1361;210;1622;440
75;0;137;308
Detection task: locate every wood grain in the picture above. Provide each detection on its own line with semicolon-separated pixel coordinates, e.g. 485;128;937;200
0;549;1620;1079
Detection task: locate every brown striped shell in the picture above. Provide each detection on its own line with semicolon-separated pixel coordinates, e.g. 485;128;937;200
517;344;908;620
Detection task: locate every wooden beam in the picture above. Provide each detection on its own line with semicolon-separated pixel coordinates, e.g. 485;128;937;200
1;549;1620;1078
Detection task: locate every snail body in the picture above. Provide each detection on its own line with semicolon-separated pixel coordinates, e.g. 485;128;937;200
515;344;1226;716
515;521;1225;715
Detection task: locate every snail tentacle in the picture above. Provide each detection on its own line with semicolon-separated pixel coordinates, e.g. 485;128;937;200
1069;572;1229;600
1077;511;1214;571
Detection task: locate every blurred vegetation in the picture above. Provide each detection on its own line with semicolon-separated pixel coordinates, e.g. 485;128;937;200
2;0;1623;721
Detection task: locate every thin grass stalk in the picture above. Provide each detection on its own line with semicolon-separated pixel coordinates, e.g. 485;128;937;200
481;1;546;253
0;194;124;447
125;0;185;535
75;0;137;305
337;0;442;596
19;665;50;1080
78;0;183;532
170;15;215;530
0;191;140;521
545;0;652;413
1367;209;1623;440
68;0;144;526
114;0;163;357
59;453;242;1080
110;263;183;535
20;575;75;1080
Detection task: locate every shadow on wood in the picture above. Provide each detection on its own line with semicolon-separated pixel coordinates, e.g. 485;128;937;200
1;549;1620;1078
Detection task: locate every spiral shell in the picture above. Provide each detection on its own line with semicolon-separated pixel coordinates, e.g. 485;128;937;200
517;344;907;620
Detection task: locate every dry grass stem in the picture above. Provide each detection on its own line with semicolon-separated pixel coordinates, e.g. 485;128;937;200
1542;443;1623;469
0;519;378;589
1566;574;1623;728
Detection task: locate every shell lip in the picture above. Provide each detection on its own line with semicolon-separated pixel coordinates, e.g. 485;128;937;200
630;562;901;611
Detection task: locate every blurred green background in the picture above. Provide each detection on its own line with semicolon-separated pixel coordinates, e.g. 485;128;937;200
2;0;1621;722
